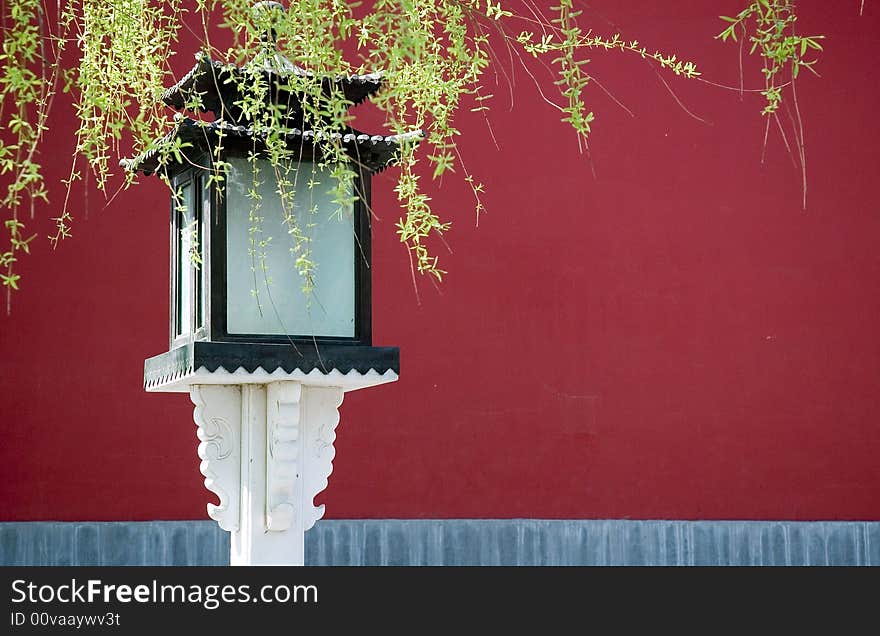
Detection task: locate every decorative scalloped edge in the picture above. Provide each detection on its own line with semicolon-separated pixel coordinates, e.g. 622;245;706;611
190;385;241;532
144;364;193;390
146;365;398;392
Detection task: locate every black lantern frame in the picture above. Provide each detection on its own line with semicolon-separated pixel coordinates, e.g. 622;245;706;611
166;148;373;351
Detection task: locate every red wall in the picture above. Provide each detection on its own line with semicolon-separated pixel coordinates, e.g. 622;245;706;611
1;1;878;521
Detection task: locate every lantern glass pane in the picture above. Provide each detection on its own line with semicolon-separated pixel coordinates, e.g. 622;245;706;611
176;181;193;337
225;157;356;337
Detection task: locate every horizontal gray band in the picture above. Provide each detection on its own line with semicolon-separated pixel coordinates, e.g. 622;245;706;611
2;519;878;566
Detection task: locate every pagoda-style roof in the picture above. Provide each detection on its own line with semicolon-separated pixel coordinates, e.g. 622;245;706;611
122;41;421;177
162;52;383;121
121;116;423;176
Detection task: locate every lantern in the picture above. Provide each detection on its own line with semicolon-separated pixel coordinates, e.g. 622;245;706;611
121;3;416;565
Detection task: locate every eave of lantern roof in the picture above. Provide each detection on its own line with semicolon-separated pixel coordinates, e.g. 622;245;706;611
119;116;423;176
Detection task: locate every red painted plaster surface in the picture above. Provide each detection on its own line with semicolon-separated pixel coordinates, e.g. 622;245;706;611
1;1;878;520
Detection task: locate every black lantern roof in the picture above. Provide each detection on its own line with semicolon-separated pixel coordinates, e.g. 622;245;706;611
162;52;383;117
122;47;421;175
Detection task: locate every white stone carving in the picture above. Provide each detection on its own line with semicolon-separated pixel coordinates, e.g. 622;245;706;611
190;385;241;532
181;375;382;565
301;386;345;531
265;382;302;531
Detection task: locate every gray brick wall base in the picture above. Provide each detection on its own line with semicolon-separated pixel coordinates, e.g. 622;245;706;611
2;519;878;566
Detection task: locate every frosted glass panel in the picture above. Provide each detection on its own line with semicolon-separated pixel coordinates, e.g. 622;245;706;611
225;157;356;337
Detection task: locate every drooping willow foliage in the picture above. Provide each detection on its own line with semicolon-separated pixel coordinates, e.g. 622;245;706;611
0;0;823;307
717;0;824;209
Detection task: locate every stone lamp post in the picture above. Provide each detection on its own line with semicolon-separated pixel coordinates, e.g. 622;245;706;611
122;4;417;565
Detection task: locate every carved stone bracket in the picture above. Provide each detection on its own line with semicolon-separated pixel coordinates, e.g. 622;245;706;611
190;385;242;532
301;386;344;531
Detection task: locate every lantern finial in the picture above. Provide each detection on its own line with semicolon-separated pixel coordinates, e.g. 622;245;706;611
252;1;286;44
